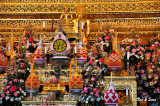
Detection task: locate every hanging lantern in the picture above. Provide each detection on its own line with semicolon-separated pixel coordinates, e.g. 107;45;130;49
107;50;121;75
0;50;8;72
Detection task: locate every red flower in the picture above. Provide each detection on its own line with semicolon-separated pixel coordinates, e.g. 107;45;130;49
29;36;34;42
99;58;104;63
105;36;110;40
94;88;99;93
26;31;30;35
94;51;98;55
10;86;17;92
20;63;25;68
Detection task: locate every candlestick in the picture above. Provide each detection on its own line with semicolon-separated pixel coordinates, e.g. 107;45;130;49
42;97;43;106
49;98;50;106
45;97;47;106
126;89;128;96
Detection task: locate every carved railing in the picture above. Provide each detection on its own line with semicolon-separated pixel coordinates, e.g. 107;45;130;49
0;1;159;14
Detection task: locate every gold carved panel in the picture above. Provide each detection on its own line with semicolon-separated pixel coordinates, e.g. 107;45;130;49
0;1;159;14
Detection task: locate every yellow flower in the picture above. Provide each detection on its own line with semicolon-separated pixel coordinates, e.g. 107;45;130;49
150;82;154;86
149;69;153;73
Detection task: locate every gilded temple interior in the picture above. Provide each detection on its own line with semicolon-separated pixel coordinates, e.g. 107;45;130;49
0;0;160;106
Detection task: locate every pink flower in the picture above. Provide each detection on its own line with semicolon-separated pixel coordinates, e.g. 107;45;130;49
6;91;10;94
10;86;17;92
132;49;136;53
9;81;13;85
138;51;142;55
86;80;88;84
20;63;25;68
90;92;94;95
13;79;18;82
1;94;5;98
10;72;14;75
17;46;20;50
6;86;10;89
91;77;95;81
21;70;25;73
105;30;108;34
99;58;104;63
105;36;110;40
90;84;93;87
93;88;99;93
154;80;158;84
126;46;130;49
95;93;99;97
19;87;22;92
26;31;30;35
26;55;30;58
84;87;88;93
85;72;88;76
14;92;18;97
148;74;152;79
132;42;136;46
142;92;148;98
50;78;58;83
95;43;99;46
88;57;93;65
102;91;105;94
98;37;102;41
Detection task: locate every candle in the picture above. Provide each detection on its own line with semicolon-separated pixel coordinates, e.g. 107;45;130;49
75;44;77;53
127;52;130;60
126;89;128;96
45;47;47;54
57;83;60;90
43;20;45;28
8;43;11;52
111;72;112;82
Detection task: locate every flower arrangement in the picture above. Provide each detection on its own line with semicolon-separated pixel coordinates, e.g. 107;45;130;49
136;34;160;104
79;29;110;105
0;36;30;104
